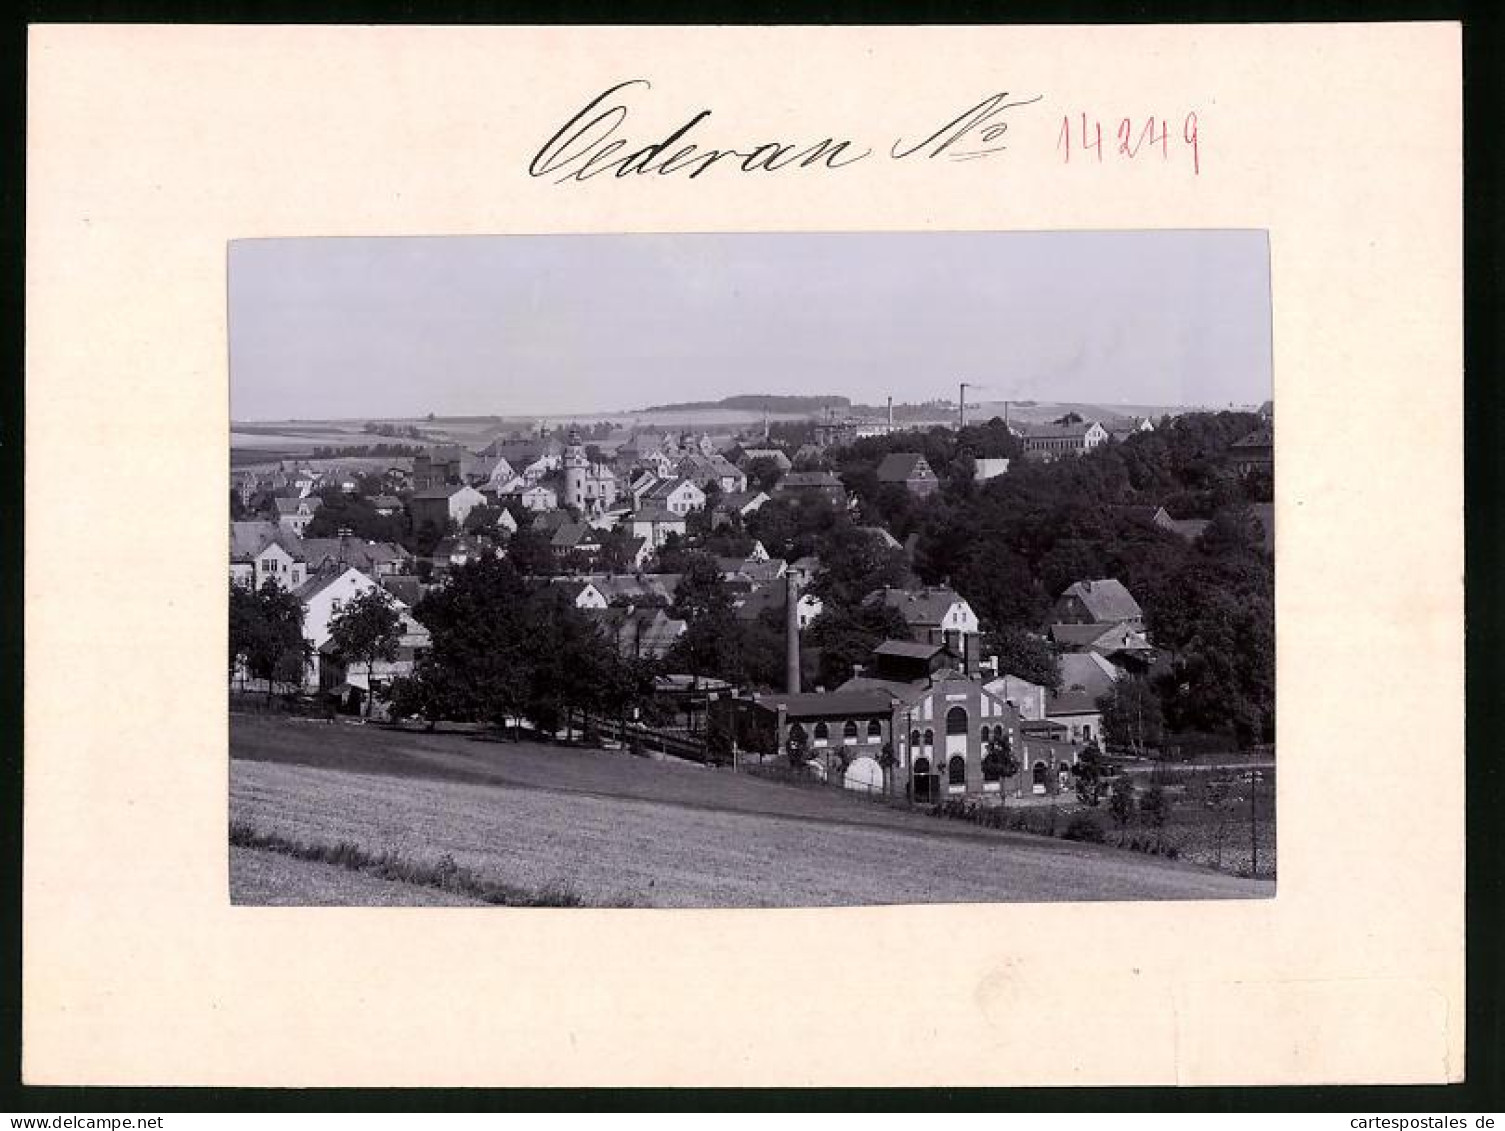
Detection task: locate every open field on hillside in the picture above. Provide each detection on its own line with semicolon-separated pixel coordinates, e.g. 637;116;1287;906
230;715;1273;907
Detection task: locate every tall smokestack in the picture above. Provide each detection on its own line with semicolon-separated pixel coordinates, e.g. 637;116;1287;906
785;571;801;694
887;396;894;430
959;382;967;430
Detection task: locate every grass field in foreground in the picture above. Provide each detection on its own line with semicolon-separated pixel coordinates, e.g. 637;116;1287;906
230;717;1273;907
230;845;484;906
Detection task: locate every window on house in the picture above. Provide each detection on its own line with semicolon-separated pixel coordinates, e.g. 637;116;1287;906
946;706;968;736
843;720;858;743
867;719;883;742
923;729;934;749
947;755;966;786
909;728;921;749
813;722;829;745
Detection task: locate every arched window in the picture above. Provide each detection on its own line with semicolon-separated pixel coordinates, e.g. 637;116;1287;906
788;722;807;746
909;729;921;749
979;725;992;746
843;720;859;742
813;722;829;744
923;729;935;749
867;719;883;741
946;706;968;736
948;755;966;786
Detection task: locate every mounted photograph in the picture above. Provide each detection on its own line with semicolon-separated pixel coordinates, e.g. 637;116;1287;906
227;230;1275;908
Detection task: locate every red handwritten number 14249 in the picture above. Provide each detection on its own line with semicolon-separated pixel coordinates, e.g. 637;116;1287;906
1057;112;1200;175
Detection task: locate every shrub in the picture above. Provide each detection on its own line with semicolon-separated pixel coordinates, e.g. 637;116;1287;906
1062;814;1107;843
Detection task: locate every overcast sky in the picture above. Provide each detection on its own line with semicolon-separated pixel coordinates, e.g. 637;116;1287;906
229;230;1271;420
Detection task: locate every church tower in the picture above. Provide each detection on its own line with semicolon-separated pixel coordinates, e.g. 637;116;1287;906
563;425;588;512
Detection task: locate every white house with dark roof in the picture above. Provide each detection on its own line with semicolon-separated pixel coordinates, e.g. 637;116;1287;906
230;521;308;590
292;567;424;690
864;585;980;646
547;578;609;610
637;477;706;516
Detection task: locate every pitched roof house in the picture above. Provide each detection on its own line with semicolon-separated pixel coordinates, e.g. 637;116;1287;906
409;483;487;532
875;452;941;497
230;521;308;590
300;538;411;579
1053;579;1144;626
1019;420;1109;461
1229;427;1274;476
736;448;792;473
774;470;845;506
273;495;323;536
588;605;688;660
864;585;980;644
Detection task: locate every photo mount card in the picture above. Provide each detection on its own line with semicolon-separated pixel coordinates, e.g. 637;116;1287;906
23;23;1462;1087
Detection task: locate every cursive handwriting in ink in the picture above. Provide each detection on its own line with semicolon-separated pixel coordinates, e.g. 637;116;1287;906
529;80;873;184
891;92;1045;162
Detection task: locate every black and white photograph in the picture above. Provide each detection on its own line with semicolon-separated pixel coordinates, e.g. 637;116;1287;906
227;230;1275;908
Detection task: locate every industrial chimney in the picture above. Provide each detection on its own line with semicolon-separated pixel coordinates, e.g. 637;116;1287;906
785;571;801;694
887;396;894;430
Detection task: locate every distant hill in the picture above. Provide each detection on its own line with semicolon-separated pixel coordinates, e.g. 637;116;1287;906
636;394;851;413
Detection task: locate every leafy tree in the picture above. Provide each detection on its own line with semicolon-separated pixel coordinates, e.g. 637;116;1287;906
1108;775;1139;844
744;456;785;494
803;601;911;690
670;553;734;624
304;489;407;544
1097;676;1165;754
705;716;734;766
411;555;535;730
410;518;447;558
229;580;259;679
596;526;640;574
462;504;511;536
232;579;311;702
808;521;911;611
1072;743;1113;807
786;722;809;768
985;626;1061;691
982;729;1021;801
504;524;558;578
328;588;405;716
385;662;466;731
1139;784;1170;851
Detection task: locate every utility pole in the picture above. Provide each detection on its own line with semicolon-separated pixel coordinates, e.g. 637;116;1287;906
1249;769;1261;877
